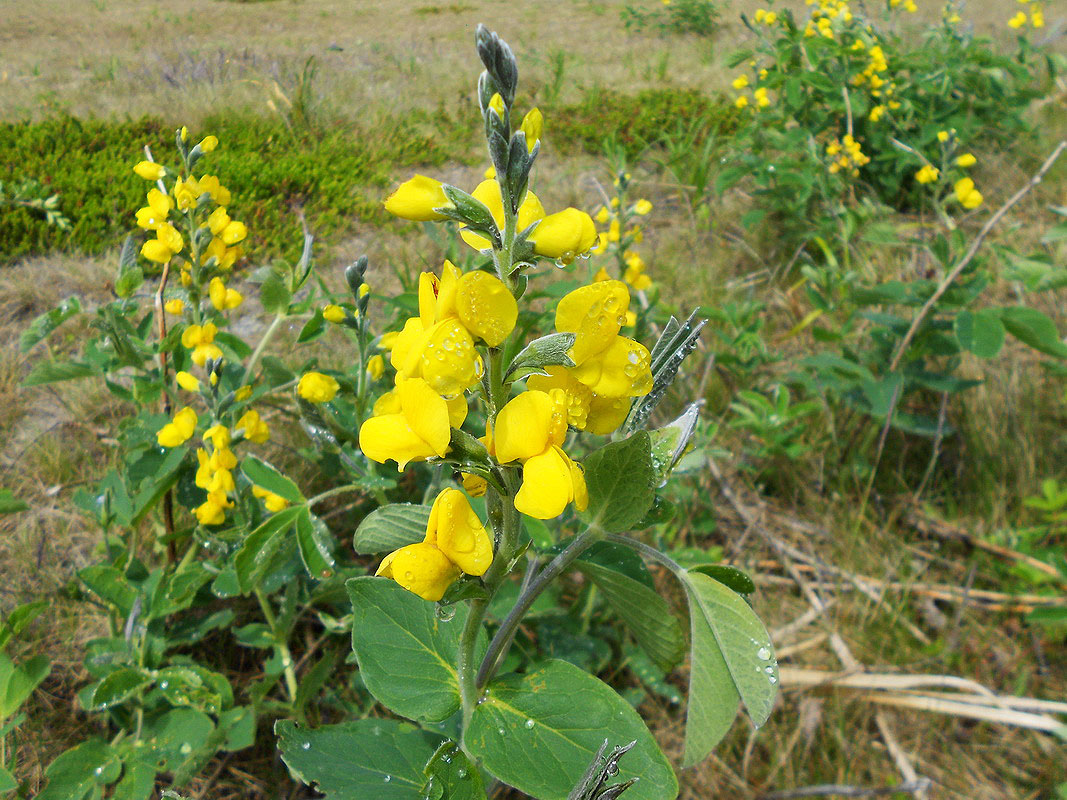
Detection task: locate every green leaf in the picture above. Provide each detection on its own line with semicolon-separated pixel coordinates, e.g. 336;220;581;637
19;297;82;352
467;659;677;800
295;509;336;580
88;667;145;711
352;503;430;554
114;264;144;299
505;333;577;380
297;310;327;343
22;360;95;387
955;309;1006;359
38;739;121;800
0;490;28;515
260;275;292;314
581;432;654;532
577;561;684;672
0;764;17;793
276;718;444;799
110;761;154;800
78;566;137;615
234;506;304;594
423;742;486;800
0;653;49;719
141;707;215;772
681;571;777;766
0;600;47;649
688;564;756;595
346;577;466;723
997;306;1067;359
241;455;305;503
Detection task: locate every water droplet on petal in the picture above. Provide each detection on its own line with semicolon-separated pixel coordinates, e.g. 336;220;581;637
302;741;311;750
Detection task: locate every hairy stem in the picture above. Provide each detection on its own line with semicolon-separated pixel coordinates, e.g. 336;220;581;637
476;526;603;689
254;587;298;702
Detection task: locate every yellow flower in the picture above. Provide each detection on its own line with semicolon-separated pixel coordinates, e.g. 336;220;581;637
731;75;750;90
521;107;543;152
624;253;652;291
494;390;588;519
323;304;346;324
164;298;184;315
359;377;455;471
203;423;231;451
754;87;771;108
425;488;493;576
181;323;223;367
735;95;749;109
937;130;950;143
252;485;290;513
209;277;243;311
173;176;200;211
298;372;340;403
765;11;777;23
235;385;253;401
198;135;219;153
220;220;247;246
136;189;173;230
529;208;598;264
956;153;977;168
954;177;983;209
366;354;385;380
754;8;767;22
595;206;611;224
904;0;917;11
915;165;940;184
195;491;232;526
134;161;165;181
868;104;885;122
207;207;230;236
175;371;200;392
1031;6;1043;27
487;92;506;117
383;174;455;221
459;179;545;251
198;175;231;206
375;542;460;602
633;199;652;216
157;406;198;447
452;269;519;347
236;409;270;443
1008;10;1026;27
461;472;488;497
141;221;184;264
593;267;611;283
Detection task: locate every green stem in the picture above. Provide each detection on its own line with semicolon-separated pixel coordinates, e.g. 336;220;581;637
242;313;287;386
457;596;489;740
476;526;603;689
604;533;686;577
306;483;364;508
255;587;298;702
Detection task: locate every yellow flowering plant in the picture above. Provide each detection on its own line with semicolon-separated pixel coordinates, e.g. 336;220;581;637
272;27;777;800
720;0;1049;256
20;126;402;797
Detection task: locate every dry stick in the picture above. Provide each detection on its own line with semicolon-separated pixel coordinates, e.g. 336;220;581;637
752;573;1066;613
859;141;1067;517
904;509;1065;584
709;461;930;800
761;782;929;799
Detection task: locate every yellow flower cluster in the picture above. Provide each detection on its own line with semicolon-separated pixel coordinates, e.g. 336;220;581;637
888;0;918;13
526;280;653;436
826;134;871;176
298;372;340;404
753;8;778;24
376;489;493;601
1009;1;1043;29
954;177;983;210
590;188;655;297
915;165;940;184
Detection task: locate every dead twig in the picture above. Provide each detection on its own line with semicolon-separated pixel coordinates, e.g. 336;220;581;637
760;781;930;799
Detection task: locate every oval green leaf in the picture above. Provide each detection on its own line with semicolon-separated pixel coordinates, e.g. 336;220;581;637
467;659;678;800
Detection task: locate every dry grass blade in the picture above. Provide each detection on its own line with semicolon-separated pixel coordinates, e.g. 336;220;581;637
759;781;931;799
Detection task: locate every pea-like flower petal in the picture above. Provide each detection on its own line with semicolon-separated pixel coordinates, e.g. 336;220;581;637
495;390;567;464
376;542;460;602
425;488;493;576
455;270;518;347
571;336;652;398
515;445;585;520
555;280;630;364
384;175;454;222
528;208;597;263
459;180;545;251
359;377;452;470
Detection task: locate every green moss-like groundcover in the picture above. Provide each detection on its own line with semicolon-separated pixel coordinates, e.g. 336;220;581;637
0;88;733;264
